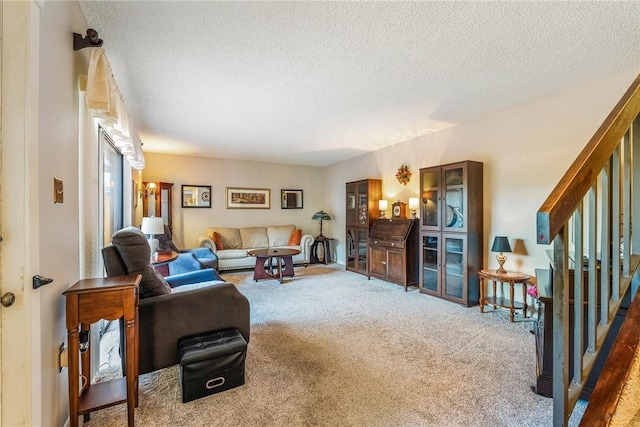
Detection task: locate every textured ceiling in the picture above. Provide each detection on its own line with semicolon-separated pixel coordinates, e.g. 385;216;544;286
77;1;640;167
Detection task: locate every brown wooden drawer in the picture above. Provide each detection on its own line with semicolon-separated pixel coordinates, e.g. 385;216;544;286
369;239;406;249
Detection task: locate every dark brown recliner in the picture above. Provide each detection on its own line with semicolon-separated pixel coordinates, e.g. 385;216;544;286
102;227;250;375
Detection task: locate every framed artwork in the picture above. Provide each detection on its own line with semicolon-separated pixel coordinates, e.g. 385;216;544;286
226;187;270;209
182;185;211;208
281;189;303;209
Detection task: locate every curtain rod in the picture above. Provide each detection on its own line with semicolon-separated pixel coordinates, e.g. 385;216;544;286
73;28;103;51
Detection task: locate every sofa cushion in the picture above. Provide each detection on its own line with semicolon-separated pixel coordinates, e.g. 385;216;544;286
239;227;268;249
287;229;302;246
209;227;242;249
212;232;224;250
216;249;249;260
267;225;296;247
111;227;171;298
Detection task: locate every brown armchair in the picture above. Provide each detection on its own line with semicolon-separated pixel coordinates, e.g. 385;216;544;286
102;227;250;375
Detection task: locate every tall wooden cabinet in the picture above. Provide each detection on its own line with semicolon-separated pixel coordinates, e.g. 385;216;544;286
419;161;483;306
345;179;381;275
367;219;419;291
143;181;173;230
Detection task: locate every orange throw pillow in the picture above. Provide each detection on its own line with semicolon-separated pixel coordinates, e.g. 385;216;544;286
212;232;224;250
287;229;302;246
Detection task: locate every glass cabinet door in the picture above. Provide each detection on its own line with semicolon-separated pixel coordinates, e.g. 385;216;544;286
346;228;356;269
355;229;369;272
443;234;467;302
421;168;440;229
443;164;466;231
357;181;369;226
346;183;356;226
420;233;440;294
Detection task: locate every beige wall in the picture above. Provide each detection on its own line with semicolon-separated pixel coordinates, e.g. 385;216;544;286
36;1;89;424
324;68;639;278
143;68;638;288
142;154;325;248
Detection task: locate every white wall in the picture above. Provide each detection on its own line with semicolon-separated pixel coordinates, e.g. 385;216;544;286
324;68;639;279
144;68;638;284
141;68;638;311
142;154;326;248
37;1;89;424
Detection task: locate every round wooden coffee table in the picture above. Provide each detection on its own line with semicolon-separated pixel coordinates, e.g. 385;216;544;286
248;248;301;283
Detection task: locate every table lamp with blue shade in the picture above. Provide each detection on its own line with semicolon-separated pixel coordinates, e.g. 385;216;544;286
312;210;331;239
141;217;165;254
491;236;512;274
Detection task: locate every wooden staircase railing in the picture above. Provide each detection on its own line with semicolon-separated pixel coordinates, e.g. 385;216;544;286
579;287;640;426
536;72;640;426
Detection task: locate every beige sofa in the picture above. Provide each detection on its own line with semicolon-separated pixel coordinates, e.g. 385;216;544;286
197;224;314;271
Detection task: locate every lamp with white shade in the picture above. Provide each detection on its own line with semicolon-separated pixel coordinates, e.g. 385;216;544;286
409;197;419;219
140;217;164;255
379;200;388;219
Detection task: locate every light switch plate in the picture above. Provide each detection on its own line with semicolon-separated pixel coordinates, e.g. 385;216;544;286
54;178;63;203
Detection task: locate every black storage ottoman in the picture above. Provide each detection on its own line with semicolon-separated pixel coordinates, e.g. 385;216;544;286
178;328;247;403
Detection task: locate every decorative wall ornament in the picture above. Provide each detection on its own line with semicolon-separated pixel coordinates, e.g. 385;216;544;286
396;164;412;185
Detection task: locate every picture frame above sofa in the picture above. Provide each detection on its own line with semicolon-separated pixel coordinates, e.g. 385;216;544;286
226;187;270;209
182;185;211;208
281;189;303;209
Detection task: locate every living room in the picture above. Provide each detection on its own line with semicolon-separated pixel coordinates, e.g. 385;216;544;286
3;1;640;426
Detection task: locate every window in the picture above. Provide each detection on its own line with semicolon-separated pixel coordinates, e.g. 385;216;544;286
100;127;123;245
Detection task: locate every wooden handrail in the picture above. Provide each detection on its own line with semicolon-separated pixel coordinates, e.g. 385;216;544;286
579;287;640;426
537;73;640;244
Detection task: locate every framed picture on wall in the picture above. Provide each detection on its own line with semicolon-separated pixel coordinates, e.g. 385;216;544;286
281;189;303;209
226;187;270;209
182;185;211;208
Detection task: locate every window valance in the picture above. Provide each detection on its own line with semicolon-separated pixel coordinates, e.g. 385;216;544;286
83;48;145;169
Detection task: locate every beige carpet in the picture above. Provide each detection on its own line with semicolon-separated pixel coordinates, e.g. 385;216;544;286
87;264;585;426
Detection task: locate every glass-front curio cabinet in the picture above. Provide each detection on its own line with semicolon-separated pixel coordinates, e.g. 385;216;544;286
419;161;483;306
345;179;381;275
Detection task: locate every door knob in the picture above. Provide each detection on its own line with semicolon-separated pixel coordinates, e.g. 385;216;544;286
1;292;15;307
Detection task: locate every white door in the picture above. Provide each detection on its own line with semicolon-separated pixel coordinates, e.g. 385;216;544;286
1;1;38;425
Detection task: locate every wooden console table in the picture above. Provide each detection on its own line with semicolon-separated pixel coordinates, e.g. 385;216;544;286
478;269;531;322
63;275;141;427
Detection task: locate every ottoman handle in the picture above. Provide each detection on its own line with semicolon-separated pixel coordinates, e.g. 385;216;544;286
206;377;225;390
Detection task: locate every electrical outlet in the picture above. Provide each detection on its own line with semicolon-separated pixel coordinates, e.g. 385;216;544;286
58;343;67;372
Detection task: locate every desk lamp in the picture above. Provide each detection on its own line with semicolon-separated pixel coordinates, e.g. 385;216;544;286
141;217;164;255
491;236;512;274
379;200;388;219
409;197;419;219
312;210;331;239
